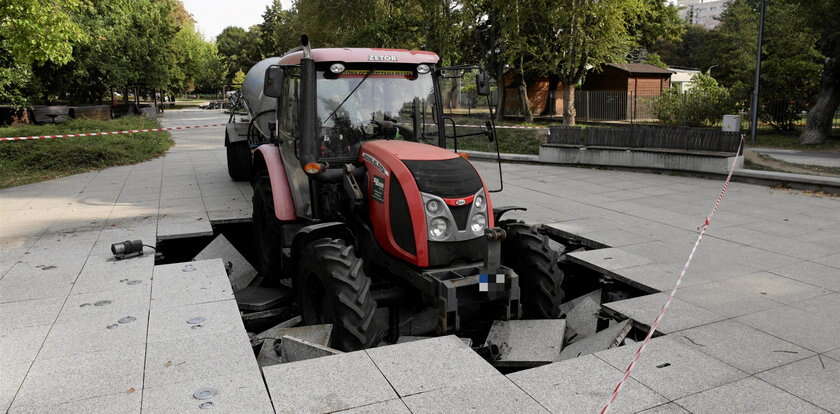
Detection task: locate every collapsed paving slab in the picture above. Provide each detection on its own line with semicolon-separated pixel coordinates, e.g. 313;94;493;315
558;288;602;339
279;335;343;363
193;234;257;291
558;319;631;360
255;323;334;366
484;320;566;368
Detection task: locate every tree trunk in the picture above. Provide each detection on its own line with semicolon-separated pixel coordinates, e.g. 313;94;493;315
800;58;840;145
563;83;577;126
541;75;560;116
518;72;533;122
495;65;505;122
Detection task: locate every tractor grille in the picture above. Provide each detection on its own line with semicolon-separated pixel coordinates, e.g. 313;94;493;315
449;204;471;230
403;158;482;198
389;174;416;254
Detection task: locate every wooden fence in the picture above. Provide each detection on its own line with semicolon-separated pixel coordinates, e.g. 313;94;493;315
548;125;742;154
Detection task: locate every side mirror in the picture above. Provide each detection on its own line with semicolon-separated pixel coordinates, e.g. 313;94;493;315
476;70;490;96
264;65;284;98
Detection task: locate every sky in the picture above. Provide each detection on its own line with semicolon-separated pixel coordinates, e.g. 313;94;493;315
183;0;292;41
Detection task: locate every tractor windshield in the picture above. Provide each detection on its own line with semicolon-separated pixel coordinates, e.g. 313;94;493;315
315;68;439;160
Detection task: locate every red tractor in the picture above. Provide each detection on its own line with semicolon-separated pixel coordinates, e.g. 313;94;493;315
226;37;567;351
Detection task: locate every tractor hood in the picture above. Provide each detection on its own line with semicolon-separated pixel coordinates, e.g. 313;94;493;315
360;140;459;161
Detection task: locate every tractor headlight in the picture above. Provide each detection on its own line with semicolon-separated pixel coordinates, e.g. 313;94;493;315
470;213;486;235
426;199;443;215
429;217;450;240
474;194;485;211
329;63;345;74
417;64;431;74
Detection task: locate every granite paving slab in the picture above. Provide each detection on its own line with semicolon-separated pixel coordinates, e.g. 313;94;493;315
604;292;726;334
757;355;840;413
8;391;141;414
484;319;566;367
736;303;840;353
334;399;411;413
508;354;667;414
263;350;397;414
770;261;840;292
559;319;632;361
675;377;828;414
403;375;548;413
150;259;234;309
673;320;814;374
366;335;501;397
595;337;748;401
637;403;690;413
140;371;273;414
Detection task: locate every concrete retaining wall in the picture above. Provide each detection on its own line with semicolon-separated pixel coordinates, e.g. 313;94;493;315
539;144;742;175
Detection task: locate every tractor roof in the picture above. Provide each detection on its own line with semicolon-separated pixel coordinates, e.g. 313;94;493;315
278;48;440;65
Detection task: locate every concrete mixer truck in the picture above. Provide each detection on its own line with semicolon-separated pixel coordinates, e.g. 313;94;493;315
224;36;570;351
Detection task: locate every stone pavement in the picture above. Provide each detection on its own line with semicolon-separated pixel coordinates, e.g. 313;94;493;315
1;109;839;413
752;147;840;169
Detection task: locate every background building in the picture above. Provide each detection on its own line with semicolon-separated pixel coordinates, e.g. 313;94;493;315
676;0;729;29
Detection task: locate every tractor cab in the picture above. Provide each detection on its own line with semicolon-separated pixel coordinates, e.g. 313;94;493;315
232;37;566;351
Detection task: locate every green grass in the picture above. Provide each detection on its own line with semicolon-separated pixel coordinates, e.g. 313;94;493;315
0;117;173;188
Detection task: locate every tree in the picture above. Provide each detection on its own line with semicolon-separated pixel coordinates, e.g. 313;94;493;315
0;0;85;106
654;73;735;126
216;26;263;83
792;0;840;144
529;0;644;125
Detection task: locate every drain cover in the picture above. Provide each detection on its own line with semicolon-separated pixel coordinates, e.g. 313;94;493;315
187;317;206;325
193;388;217;400
118;316;136;324
94;300;112;306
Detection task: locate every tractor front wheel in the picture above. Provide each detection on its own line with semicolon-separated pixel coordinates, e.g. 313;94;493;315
297;238;383;351
501;223;566;318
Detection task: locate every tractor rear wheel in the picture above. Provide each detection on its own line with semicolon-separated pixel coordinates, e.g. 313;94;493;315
298;238;383;351
252;176;285;283
226;133;250;181
501;223;566;318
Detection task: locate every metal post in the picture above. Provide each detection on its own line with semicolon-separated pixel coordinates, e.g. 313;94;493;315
749;0;766;145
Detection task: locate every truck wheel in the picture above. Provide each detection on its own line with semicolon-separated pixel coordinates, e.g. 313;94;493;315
252;176;284;282
226;134;250;181
501;223;566;318
297;238;383;351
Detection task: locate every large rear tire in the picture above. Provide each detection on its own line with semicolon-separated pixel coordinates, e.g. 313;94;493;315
252;176;285;283
298;238;383;351
501;223;566;318
226;133;250;181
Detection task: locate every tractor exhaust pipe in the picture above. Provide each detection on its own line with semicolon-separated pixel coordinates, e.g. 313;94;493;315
299;35;318;166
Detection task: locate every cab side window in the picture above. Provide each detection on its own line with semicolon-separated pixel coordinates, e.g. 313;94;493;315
279;72;300;139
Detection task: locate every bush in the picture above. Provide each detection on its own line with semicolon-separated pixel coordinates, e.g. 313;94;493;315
654;74;736;127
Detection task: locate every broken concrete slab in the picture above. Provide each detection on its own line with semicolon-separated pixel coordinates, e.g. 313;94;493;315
263;351;397;413
396;335;472;347
279;335;343;363
558;289;602;339
235;286;294;312
151;259;234;309
567;247;652;274
484;320;566;368
193;234;257;292
559;319;631;361
256;324;333;366
603;292;726;334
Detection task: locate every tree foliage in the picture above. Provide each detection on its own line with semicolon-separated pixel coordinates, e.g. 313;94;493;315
0;0;225;106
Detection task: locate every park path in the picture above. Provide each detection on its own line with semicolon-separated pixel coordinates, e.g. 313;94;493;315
1;109;839;413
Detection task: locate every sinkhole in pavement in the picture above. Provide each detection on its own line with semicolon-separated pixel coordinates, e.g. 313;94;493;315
152;220;657;374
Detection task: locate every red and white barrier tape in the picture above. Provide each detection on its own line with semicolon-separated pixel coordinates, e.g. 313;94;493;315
0;123;225;142
599;137;745;414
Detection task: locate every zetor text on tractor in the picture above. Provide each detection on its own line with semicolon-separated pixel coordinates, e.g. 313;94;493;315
225;37;569;351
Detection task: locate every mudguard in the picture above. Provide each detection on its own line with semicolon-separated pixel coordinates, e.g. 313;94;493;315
253;144;296;221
